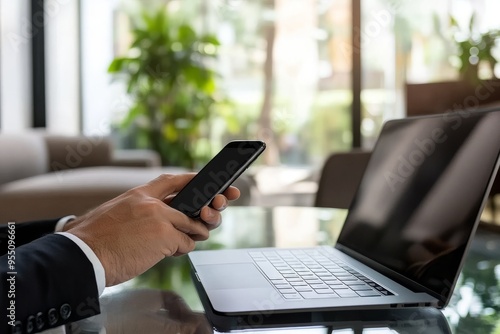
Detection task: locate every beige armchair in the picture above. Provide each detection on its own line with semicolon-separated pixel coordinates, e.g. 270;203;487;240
0;132;254;223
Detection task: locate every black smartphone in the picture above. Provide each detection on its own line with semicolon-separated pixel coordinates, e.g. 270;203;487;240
169;140;266;218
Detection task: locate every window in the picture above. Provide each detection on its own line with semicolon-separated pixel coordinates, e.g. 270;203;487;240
6;0;495;167
0;0;32;131
360;0;500;147
80;0;352;167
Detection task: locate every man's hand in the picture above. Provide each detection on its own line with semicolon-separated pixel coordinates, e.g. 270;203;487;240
65;174;239;287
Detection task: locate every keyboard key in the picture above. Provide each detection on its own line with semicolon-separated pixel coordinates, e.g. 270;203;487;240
249;252;263;257
255;261;283;280
318;277;336;282
294;268;309;272
334;289;359;298
344;281;364;286
299;291;339;299
283;273;300;278
322;277;340;282
376;288;392;295
274;284;292;289
276;267;292;271
294;286;313;292
286;277;305;282
305;278;321;283
277;269;294;274
283;293;302;299
338;277;359;281
316;288;334;294
329;270;347;274
253;258;268;262
310;283;329;289
288;260;299;265
278;288;296;294
335;273;353;277
270;279;287;284
298;273;315;277
264;252;278;257
314;270;329;274
316;273;334;278
356;290;381;297
350;285;373;291
289;281;307;286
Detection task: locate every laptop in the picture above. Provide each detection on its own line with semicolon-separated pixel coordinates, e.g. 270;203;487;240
188;109;500;320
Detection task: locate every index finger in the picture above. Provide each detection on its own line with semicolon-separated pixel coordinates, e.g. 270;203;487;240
139;173;196;199
163;185;241;206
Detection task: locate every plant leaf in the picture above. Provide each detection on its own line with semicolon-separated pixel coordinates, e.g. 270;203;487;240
449;16;459;29
469;13;475;32
108;57;128;72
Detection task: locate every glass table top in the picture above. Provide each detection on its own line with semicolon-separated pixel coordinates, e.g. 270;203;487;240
73;206;500;334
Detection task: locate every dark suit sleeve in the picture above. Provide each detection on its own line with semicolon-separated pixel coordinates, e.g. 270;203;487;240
1;234;101;333
0;219;60;256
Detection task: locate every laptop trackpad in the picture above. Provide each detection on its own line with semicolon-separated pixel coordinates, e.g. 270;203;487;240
196;263;271;289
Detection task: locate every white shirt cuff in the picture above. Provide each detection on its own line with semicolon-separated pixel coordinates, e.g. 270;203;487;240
54;215;77;232
56;232;106;296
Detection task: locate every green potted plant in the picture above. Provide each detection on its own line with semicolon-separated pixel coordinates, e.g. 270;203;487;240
405;12;500;117
449;13;499;82
108;7;229;168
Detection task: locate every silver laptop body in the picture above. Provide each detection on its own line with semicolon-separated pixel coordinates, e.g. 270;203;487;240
189;109;500;317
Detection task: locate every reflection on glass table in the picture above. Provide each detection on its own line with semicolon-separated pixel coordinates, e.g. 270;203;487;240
75;207;500;334
72;289;451;334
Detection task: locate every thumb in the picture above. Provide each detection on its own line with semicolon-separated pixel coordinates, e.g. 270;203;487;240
140;173;196;199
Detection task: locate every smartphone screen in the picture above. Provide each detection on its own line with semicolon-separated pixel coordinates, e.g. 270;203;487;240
169;140;266;218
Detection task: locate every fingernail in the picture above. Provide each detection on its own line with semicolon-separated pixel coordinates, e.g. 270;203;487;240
206;208;215;218
219;200;228;211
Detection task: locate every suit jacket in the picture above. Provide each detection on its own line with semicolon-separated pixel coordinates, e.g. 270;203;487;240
0;219;100;334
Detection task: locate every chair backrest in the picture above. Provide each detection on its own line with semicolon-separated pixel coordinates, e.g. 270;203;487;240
43;134;113;172
314;150;371;209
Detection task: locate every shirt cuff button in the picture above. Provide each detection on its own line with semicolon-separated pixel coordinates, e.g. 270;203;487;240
48;308;59;326
60;303;72;320
11;321;23;334
35;312;45;330
26;315;35;333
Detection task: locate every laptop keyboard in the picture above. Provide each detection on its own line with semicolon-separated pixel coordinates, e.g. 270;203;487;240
250;249;394;300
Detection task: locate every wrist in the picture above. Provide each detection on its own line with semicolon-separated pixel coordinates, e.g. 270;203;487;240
69;227;115;287
62;217;80;232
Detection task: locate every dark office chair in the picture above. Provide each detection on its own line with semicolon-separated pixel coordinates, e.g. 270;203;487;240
314;150;371;209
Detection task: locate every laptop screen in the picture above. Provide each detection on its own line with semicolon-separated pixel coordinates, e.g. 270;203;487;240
337;109;500;299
